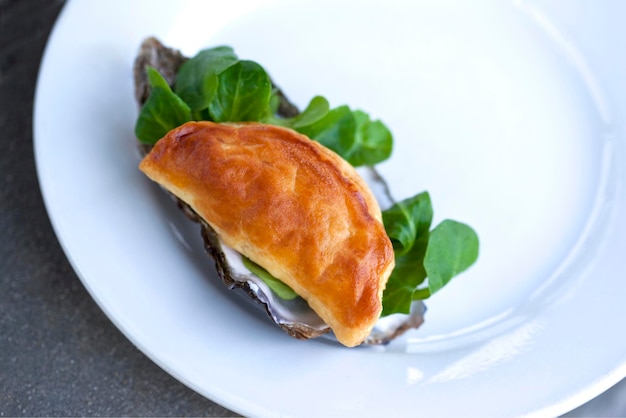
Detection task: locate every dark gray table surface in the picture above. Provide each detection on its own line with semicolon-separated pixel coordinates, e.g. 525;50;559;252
1;0;625;416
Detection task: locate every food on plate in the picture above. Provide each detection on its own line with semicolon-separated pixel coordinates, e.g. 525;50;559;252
139;121;394;347
133;37;479;347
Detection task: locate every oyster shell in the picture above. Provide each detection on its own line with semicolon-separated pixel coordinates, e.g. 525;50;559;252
133;37;425;345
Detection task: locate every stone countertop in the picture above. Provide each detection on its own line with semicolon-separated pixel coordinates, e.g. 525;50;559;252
0;0;624;416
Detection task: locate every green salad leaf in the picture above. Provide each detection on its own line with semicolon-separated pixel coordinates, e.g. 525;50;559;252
382;192;432;255
208;60;272;122
380;193;480;316
265;95;330;129
346;110;393;166
174;46;238;111
137;46;393;166
381;235;429;316
242;256;298;300
295;106;392;166
135;67;191;145
296;105;354;153
135;45;479;316
424;220;480;295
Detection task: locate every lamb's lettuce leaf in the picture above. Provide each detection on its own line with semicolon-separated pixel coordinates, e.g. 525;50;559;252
296;105;355;154
295;106;392;166
380;194;479;316
264;95;330;129
424;220;479;295
208;60;272;122
137;47;392;165
174;46;238;111
381;234;429;316
135;67;191;145
242;256;298;300
344;110;393;166
382;192;432;255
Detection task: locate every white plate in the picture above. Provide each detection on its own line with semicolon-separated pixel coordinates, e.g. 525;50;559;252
34;0;626;416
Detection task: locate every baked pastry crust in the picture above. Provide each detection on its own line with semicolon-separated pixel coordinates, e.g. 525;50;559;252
139;121;394;347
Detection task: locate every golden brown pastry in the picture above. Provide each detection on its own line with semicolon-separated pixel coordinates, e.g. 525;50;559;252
139;121;394;347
